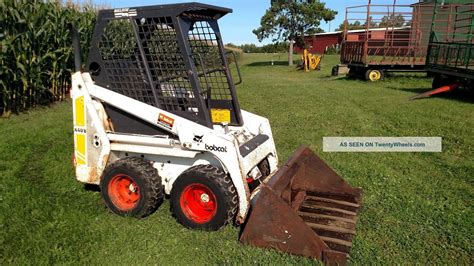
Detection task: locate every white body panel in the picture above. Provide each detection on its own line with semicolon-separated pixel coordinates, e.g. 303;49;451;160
71;72;278;223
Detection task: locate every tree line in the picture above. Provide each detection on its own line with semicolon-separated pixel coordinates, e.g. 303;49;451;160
335;14;409;31
225;42;290;53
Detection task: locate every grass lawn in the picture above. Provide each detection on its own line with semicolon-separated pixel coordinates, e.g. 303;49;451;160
1;54;473;264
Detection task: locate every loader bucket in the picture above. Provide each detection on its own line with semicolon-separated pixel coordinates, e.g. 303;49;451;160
240;146;363;265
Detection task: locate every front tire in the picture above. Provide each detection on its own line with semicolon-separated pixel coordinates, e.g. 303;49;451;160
170;164;238;231
100;157;163;218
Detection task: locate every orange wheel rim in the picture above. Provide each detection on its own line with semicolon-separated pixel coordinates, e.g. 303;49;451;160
108;174;140;211
180;183;217;224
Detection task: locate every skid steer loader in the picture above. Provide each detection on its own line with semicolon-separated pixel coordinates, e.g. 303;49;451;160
70;3;362;264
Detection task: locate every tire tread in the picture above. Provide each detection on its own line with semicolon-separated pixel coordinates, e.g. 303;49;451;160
171;164;238;230
101;157;163;218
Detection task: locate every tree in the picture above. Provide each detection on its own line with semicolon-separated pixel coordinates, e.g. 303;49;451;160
336;17;379;32
253;1;336;66
335;20;364;31
224;42;290;54
379;13;405;28
305;27;325;35
364;16;379;28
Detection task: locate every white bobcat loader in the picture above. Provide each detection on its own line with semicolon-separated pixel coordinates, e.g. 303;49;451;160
70;3;362;264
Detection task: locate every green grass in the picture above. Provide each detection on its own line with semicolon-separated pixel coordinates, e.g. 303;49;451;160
1;54;473;264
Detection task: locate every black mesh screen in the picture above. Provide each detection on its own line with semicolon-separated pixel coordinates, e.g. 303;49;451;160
136;17;199;113
98;19;156;106
90;8;242;127
189;21;232;101
98;17;201;114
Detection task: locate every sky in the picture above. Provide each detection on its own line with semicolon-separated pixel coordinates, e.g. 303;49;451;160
92;0;420;45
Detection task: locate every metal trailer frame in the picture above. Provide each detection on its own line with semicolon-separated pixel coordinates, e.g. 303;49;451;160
426;1;474;85
410;0;474;99
338;0;437;81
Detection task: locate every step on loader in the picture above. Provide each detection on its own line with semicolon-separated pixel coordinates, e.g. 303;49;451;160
70;3;363;264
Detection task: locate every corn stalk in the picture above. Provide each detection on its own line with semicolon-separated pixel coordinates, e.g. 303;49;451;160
0;0;97;117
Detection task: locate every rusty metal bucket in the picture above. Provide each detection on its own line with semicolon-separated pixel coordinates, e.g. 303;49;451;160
240;146;363;265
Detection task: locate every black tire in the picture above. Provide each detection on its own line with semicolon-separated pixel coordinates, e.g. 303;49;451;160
432;74;450;90
170;164;238;231
100;157;163;218
432;75;443;89
347;67;358;79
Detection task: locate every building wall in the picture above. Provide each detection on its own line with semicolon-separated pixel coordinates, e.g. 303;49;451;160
294;33;342;54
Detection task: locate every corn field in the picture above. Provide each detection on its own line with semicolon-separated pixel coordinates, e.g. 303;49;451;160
0;0;97;117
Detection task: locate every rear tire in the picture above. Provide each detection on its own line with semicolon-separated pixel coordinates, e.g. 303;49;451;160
170;164;238;231
100;157;163;218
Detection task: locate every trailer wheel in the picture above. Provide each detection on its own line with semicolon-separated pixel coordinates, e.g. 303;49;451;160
100;157;163;218
170;164;238;231
432;75;450;89
365;69;383;81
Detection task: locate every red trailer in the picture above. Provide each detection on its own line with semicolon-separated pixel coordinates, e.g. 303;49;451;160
335;0;437;81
